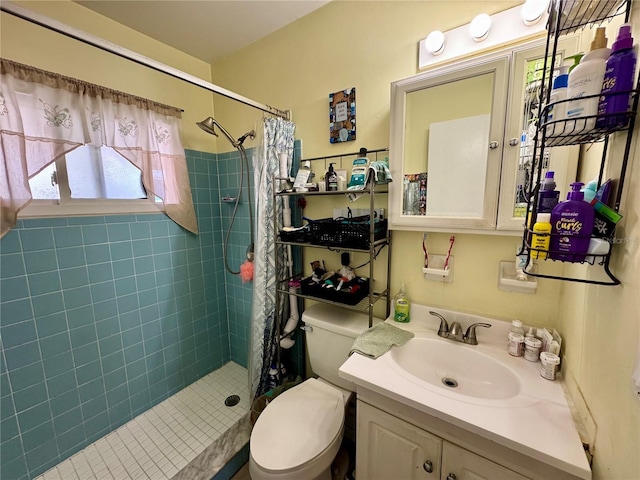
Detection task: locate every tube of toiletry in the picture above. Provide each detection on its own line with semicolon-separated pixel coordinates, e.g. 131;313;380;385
515;247;528;281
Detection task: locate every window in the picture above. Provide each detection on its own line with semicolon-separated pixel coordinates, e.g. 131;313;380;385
2;58;197;237
21;146;162;217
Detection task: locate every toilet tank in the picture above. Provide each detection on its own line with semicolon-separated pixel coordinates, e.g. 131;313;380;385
302;303;382;391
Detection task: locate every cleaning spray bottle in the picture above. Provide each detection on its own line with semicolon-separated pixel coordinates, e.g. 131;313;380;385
394;283;410;323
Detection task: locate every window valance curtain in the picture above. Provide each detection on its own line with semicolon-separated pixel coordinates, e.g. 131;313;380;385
0;58;198;237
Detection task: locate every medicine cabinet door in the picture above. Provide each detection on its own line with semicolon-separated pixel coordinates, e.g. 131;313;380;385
388;54;510;232
496;36;581;231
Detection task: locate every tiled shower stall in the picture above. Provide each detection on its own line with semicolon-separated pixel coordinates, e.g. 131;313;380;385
0;144;303;480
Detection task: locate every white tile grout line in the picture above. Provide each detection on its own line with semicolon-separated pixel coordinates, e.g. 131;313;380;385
35;362;248;480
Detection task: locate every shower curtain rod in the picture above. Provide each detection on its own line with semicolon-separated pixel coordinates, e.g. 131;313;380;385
0;2;291;121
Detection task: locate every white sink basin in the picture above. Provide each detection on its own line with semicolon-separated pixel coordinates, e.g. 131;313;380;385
387;336;521;400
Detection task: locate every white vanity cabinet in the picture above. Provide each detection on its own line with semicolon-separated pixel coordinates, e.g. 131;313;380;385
388;36;580;234
357;401;529;480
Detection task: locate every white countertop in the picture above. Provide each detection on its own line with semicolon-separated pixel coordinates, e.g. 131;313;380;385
339;303;591;480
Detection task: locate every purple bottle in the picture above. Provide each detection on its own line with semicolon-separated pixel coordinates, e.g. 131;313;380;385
597;23;637;129
549;182;595;263
537;171;560;213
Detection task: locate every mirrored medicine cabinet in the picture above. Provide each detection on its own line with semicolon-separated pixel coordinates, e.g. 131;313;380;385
388;36;581;234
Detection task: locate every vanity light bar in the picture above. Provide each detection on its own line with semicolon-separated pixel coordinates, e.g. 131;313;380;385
418;1;549;70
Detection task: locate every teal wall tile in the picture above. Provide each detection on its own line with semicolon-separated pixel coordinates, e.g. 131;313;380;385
59;267;88;290
13;382;47;413
0;229;22;254
56;246;87;268
32;292;64;317
0;253;25;278
27;271;61;296
20;229;54;252
1;299;34;326
49;389;80;417
4;342;41;370
82;225;108;245
8;362;44;392
53;227;83;248
35;312;68;338
39;332;71;359
0;149;244;477
1;320;37;348
24;250;58;274
17;401;51;433
84;245;110;265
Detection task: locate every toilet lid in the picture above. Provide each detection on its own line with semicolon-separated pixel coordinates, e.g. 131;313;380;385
251;378;344;472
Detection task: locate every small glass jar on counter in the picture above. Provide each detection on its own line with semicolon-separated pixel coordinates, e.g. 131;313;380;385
540;352;561;380
524;337;542;362
508;332;524;356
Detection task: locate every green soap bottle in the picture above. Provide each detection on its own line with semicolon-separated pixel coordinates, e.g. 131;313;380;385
394;283;410;323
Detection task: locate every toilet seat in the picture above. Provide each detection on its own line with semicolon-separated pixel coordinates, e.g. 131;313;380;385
250;378;345;474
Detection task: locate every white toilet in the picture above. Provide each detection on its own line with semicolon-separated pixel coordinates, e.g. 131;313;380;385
249;303;374;480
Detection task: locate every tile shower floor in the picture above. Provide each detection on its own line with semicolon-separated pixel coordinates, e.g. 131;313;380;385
34;362;250;480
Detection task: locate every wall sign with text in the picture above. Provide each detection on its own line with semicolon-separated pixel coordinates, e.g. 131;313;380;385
329;88;356;143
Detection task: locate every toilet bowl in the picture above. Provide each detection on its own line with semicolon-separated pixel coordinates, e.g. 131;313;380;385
250;303;378;480
249;378;352;480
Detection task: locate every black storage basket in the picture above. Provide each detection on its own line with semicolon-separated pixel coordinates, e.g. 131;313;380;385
300;275;370;305
308;216;387;249
279;226;312;243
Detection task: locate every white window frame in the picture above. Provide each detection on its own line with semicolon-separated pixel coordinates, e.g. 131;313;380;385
19;147;164;218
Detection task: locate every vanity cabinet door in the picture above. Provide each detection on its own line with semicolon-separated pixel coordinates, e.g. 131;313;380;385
357;401;442;479
441;442;530;480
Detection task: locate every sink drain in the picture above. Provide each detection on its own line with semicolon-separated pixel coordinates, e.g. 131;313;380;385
224;395;240;406
441;377;458;388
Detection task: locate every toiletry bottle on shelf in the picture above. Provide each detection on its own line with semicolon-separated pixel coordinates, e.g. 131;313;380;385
597;23;637;129
566;27;610;133
537;171;560;213
546;66;569;141
549;182;595;263
293;161;312;191
325;162;338;191
581;178;598;203
393;283;410;323
531;213;552;260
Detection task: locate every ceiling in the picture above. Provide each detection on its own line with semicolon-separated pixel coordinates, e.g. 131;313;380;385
74;1;330;64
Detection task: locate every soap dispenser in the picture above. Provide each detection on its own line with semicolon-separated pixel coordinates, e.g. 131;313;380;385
326;162;338;191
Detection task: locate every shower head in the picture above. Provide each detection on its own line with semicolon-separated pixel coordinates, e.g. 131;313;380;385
237;130;256;146
196;116;218;136
196;116;240;148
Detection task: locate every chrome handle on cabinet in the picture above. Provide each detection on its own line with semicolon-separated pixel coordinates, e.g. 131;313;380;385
489;141;499;149
446;474;457;480
509;137;519;146
423;460;433;473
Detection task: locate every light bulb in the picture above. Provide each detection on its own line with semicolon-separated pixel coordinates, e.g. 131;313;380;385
425;30;445;56
469;13;492;42
521;0;549;26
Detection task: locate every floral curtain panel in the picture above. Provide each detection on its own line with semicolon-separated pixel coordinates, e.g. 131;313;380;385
0;58;198;237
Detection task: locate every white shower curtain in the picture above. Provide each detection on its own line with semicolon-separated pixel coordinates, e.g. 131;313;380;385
249;116;295;398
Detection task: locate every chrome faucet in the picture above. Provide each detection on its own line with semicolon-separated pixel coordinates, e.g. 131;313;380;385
430;311;491;345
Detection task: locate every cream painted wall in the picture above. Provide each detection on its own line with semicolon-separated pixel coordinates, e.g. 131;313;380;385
1;1;216;152
211;2;639;478
211;0;562;326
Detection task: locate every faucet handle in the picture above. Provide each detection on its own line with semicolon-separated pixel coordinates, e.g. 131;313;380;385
464;323;491;345
430;311;449;336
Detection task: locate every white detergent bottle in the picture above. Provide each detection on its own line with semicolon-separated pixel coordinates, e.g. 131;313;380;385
566;27;610;134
